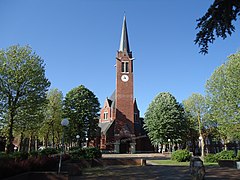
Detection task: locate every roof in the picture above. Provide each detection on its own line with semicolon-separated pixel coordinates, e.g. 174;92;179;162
119;15;131;55
109;90;116;109
99;121;113;134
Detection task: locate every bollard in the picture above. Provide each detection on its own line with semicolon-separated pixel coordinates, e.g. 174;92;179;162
190;157;205;180
141;159;146;166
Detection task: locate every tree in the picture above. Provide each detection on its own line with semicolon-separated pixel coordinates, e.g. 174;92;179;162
195;0;240;54
0;45;50;153
182;93;209;157
14;106;45;152
63;85;100;147
39;88;63;148
182;110;199;154
206;51;240;149
144;92;187;151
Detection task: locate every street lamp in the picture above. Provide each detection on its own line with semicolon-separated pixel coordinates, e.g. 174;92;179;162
199;135;203;156
168;139;171;152
14;146;17;152
76;135;80;147
86;137;89;147
61;118;69;126
58;118;69;174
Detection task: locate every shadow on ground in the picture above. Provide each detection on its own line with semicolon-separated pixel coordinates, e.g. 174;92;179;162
76;165;240;180
206;166;240;180
77;165;191;180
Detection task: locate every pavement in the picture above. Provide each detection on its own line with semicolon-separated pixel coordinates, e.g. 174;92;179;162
71;154;240;180
102;153;170;160
73;164;240;180
6;153;240;179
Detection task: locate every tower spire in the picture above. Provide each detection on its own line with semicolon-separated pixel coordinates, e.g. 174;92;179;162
119;15;131;55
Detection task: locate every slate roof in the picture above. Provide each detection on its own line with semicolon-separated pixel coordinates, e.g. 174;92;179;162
99;121;113;135
119;15;131;55
109;90;116;109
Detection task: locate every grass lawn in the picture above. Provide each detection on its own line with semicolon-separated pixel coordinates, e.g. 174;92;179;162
149;160;218;167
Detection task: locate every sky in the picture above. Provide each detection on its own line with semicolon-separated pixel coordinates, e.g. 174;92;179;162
1;0;239;117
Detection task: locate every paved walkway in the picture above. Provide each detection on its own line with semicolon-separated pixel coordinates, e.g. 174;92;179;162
72;154;240;180
75;164;240;180
102;153;170;159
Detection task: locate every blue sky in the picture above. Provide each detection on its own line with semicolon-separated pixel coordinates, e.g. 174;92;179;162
1;0;239;116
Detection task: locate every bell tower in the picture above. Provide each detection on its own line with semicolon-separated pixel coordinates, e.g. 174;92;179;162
98;15;153;153
115;15;135;135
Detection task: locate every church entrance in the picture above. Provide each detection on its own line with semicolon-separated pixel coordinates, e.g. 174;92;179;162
120;137;131;153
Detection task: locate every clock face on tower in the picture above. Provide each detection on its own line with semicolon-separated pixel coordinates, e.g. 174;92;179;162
121;74;129;82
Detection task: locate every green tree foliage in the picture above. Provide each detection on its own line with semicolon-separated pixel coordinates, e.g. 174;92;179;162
40;88;63;148
144;92;187;146
195;0;240;54
14;105;46;152
182;110;199;154
182;93;209;156
0;45;50;153
206;52;240;148
63;85;100;146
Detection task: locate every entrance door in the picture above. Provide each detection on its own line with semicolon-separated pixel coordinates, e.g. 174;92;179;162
120;138;130;153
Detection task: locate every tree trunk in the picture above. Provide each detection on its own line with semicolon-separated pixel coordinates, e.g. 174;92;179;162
19;132;24;152
57;131;60;143
44;136;48;148
51;122;55;148
192;137;196;155
201;136;205;157
224;141;228;150
35;136;38;151
197;111;205;157
28;135;32;153
31;135;35;152
6;115;14;154
44;129;49;148
160;143;163;153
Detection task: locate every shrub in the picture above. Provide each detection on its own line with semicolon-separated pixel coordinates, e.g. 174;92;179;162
237;150;240;160
39;148;58;157
0;158;29;179
215;150;236;160
69;147;102;160
0;156;62;179
204;154;217;163
29;150;39;158
69;146;81;151
84;147;102;159
10;151;29;161
0;152;10;160
0;152;7;157
69;148;85;161
171;149;191;162
27;156;59;171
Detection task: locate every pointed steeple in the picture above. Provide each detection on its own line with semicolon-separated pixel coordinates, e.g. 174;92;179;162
119;15;131;55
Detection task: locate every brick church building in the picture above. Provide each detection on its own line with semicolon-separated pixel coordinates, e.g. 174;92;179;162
98;16;153;153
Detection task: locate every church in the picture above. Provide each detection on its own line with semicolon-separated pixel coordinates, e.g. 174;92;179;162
98;16;153;153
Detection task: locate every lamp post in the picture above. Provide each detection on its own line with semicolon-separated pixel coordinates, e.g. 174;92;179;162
168;139;171;152
86;137;88;147
199;135;203;157
76;135;80;147
14;146;17;152
58;118;69;174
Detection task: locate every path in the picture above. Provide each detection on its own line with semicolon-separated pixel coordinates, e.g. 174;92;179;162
72;154;240;179
74;165;240;180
